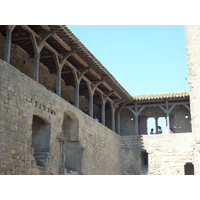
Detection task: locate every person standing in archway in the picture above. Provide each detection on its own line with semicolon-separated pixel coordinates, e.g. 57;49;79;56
158;126;162;134
150;128;154;135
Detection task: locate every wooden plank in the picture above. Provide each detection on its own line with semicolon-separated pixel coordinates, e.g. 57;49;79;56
12;36;30;41
42;25;88;67
72;53;88;67
40;25;71;51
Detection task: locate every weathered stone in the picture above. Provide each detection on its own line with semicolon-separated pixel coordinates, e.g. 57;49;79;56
0;26;198;175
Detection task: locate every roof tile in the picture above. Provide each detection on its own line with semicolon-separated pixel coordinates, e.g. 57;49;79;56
132;92;189;100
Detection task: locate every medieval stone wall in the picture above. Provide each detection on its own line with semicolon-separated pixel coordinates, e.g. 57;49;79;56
171;105;191;133
0;60;121;175
121;133;193;175
185;25;200;175
120;109;135;135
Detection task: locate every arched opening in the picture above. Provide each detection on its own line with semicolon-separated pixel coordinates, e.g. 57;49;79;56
61;111;79;141
59;111;83;174
31;115;51;167
184;163;194;175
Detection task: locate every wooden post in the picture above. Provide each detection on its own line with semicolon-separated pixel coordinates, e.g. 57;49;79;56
135;102;139;135
56;68;61;96
155;117;158;134
73;69;88;108
128;104;146;135
54;53;72;96
87;83;94;117
111;104;115;132
75;82;80;108
33;52;40;82
30;32;53;82
101;101;106;125
166;101;170;133
116;105;123;135
135;114;139;135
110;100;121;132
4;25;16;63
89;92;93;117
87;80;102;118
159;102;176;133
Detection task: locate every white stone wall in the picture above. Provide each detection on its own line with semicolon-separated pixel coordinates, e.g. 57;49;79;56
185;25;200;174
121;133;193;175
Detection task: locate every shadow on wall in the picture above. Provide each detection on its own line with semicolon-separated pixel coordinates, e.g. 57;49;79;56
139;149;148;175
121;135;145;175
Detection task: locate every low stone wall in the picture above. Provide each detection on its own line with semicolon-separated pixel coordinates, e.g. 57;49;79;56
121;133;194;175
0;60;121;175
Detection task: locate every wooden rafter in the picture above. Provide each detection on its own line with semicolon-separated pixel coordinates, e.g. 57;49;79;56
19;25;123;103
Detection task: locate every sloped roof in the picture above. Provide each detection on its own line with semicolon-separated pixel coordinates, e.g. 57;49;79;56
0;25;133;105
132;92;189;100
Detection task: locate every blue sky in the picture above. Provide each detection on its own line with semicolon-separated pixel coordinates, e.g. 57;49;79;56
67;25;188;96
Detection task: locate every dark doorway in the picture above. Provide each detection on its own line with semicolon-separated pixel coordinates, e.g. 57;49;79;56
184;163;194;175
140;150;149;175
142;151;148;166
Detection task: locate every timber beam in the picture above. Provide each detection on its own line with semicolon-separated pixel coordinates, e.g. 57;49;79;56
19;25;123;103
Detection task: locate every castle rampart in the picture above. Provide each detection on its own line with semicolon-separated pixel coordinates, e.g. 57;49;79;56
0;25;196;175
0;60;121;175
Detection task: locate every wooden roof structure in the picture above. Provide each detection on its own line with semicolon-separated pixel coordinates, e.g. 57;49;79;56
0;25;190;112
130;92;190;107
0;25;132;108
132;92;189;100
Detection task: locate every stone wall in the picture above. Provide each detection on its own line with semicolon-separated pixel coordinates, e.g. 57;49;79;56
121;133;193;175
171;105;191;133
185;25;200;175
120;109;135;135
0;60;121;175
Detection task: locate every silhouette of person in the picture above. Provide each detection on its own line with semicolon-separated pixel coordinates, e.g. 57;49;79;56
150;128;154;134
94;116;99;122
158;126;162;134
83;107;88;115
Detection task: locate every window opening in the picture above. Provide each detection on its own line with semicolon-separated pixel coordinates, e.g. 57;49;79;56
184;163;194;175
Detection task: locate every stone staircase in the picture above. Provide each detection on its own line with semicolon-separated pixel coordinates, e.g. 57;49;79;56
140;165;148;175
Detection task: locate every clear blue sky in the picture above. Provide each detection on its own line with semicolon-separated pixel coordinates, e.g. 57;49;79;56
67;25;188;96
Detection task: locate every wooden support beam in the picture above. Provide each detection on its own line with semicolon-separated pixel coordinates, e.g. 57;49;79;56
183;104;190;111
104;90;114;97
20;25;122;104
56;68;61;96
61;71;72;74
37;31;55;37
41;26;88;67
71;52;88;67
12;35;30;41
40;25;71;51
